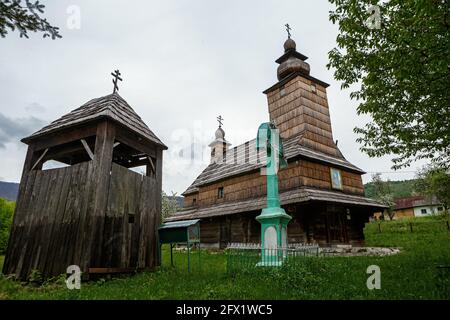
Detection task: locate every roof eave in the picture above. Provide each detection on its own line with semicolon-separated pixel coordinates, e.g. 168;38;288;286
263;72;330;94
21;115;168;150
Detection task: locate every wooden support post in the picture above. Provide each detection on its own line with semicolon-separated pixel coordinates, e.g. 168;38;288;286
84;120;115;270
170;243;174;267
80;139;94;160
378;223;382;233
446;221;449;231
409;222;413;233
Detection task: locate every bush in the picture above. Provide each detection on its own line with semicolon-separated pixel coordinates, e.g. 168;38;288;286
0;198;15;254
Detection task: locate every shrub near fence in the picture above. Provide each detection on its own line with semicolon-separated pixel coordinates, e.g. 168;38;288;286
374;217;450;234
226;243;320;274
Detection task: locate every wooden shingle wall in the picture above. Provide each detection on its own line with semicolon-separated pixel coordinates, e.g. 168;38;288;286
267;75;341;157
186;159;364;208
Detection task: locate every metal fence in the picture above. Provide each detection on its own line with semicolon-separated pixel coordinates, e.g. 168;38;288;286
226;243;320;273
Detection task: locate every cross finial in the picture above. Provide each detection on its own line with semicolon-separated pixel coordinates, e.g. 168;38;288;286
111;69;123;93
285;23;291;39
217;115;224;128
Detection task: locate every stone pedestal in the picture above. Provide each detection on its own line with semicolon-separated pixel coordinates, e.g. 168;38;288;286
256;207;291;266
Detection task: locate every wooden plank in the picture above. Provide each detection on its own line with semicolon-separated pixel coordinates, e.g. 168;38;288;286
71;161;93;269
47;166;72;276
15;169;44;279
88;267;152;274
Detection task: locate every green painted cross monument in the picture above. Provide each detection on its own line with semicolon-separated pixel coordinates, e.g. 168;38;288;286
256;122;291;266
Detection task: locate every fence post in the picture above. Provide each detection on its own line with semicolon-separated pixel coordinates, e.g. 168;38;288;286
409;222;413;233
446;220;449;231
378;223;382;233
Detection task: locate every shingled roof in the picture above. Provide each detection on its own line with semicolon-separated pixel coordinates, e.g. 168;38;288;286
168;187;386;222
182;133;364;195
22;93;167;149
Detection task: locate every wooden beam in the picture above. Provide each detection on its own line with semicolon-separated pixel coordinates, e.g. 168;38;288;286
81;139;94;160
30;148;49;171
88;267;153;274
115;126;156;158
147;156;155;173
28;124;97;151
113;142;120;148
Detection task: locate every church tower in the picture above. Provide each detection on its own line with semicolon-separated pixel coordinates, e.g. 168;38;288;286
208;118;231;164
263;32;341;158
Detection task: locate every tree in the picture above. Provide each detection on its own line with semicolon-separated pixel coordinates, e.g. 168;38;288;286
0;0;61;39
328;0;449;170
161;191;179;220
371;173;395;220
0;198;15;254
414;164;450;210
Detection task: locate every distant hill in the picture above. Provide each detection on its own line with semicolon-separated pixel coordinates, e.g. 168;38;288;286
0;181;19;201
364;179;418;199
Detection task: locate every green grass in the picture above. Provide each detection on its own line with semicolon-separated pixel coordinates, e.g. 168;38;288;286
0;214;449;300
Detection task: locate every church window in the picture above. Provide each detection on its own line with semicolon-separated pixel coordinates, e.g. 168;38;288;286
218;187;224;199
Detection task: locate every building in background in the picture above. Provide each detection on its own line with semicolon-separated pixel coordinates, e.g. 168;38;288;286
392;196;445;219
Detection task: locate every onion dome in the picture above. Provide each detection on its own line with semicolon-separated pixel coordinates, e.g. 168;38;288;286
276;37;310;80
284;38;296;52
215;126;225;139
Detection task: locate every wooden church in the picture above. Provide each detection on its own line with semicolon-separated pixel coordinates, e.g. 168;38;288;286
166;35;386;247
2;77;167;280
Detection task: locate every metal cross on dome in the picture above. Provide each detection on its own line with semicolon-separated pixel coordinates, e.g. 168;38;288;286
111;69;123;93
217;115;224;128
285;23;292;39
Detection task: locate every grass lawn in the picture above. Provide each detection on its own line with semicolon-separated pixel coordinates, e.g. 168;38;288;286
0;215;449;300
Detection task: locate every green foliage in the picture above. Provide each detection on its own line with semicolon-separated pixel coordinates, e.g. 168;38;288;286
161;191;179;220
28;269;43;286
369;173;395;219
414;164;450;209
1;216;449;299
328;0;450;169
0;198;15;254
0;0;61;39
364;179;417;199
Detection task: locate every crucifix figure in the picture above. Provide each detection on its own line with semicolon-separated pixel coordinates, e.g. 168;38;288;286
285;23;291;39
111;69;123;93
217;115;224;128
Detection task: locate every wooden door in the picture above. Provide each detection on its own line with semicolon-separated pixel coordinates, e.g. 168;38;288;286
326;211;349;244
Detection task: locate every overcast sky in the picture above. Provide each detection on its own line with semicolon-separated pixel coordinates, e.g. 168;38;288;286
0;0;427;194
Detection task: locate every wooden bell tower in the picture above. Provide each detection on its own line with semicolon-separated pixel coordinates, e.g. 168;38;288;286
2;92;167;280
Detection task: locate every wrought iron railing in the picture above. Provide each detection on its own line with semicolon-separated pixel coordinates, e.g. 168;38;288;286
225;243;320;273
